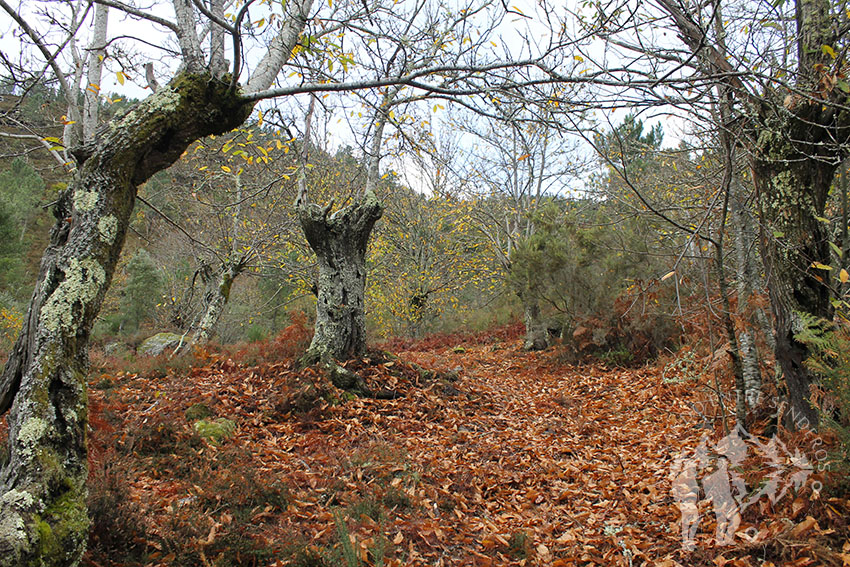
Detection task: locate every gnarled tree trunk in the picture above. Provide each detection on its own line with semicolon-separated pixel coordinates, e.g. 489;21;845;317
0;73;252;567
299;194;383;364
753;108;838;429
657;0;846;431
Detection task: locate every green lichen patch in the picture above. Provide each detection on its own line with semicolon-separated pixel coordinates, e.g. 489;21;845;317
17;417;48;458
40;258;106;334
112;87;181;134
72;190;99;212
1;489;35;511
0;490;35;563
193;418;236;445
97;214;118;243
147;87;181;114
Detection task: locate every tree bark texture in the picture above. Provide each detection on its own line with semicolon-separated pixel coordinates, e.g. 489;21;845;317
656;0;845;430
753;104;842;429
0;73;252;567
522;295;549;351
190;261;244;347
299;194;383;363
714;239;746;427
730;179;763;407
751;0;845;429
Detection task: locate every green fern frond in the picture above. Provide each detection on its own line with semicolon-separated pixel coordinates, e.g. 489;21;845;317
333;509;362;567
797;311;850;471
794;311;834;352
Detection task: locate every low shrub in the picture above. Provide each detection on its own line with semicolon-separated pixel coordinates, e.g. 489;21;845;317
230;311;313;366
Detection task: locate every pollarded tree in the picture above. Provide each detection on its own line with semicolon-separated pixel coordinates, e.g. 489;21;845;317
295;94;384;364
295;0;523;363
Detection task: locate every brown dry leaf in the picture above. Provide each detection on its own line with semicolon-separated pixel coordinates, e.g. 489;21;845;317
790;516;820;538
790;496;808;519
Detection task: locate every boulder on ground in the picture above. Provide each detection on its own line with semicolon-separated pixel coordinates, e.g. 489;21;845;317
138;332;184;356
103;341;129;357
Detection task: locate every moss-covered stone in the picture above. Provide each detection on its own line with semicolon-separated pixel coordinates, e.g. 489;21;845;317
184;402;213;421
193;418;236;444
138;332;183;356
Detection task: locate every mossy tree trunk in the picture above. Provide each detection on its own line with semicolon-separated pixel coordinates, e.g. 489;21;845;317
299;194;383;364
659;0;848;430
0;73;252;567
753;0;844;430
748;0;849;430
753;112;840;429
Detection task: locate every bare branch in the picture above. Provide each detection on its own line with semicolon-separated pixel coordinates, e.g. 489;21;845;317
93;0;179;32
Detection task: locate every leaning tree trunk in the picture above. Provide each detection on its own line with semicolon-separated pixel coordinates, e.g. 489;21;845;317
299;193;383;363
0;73;252;567
189;261;244;347
521;293;549;351
753;110;838;430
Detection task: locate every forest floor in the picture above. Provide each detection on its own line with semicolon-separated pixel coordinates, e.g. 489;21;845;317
80;325;850;567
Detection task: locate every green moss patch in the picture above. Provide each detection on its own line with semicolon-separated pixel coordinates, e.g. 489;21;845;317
183;403;212;421
192;418;236;445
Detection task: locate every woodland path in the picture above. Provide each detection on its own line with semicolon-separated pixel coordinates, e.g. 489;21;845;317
390;344;696;565
85;338;834;567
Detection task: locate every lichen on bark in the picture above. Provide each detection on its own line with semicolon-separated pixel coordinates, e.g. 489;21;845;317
0;71;256;567
96;215;118;243
752;97;840;428
299;194;383;365
39;258;106;334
